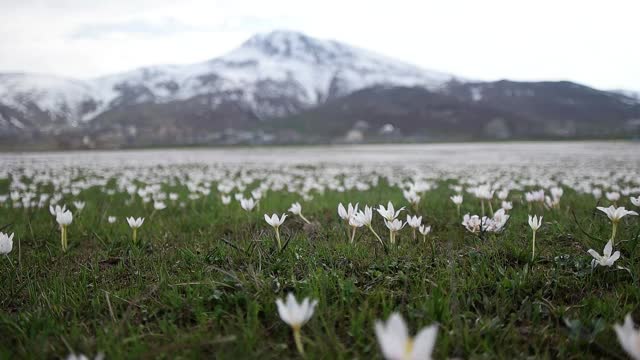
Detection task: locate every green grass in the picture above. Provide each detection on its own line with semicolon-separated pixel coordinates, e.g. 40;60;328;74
1;181;639;359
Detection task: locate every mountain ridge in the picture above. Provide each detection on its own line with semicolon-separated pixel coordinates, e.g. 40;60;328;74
1;30;639;148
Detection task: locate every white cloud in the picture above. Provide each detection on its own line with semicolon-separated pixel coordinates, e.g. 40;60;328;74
0;0;638;90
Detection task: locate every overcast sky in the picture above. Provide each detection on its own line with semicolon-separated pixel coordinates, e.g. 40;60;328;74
0;0;638;90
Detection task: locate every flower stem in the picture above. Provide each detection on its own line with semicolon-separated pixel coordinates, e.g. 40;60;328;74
300;214;311;225
293;327;304;355
275;227;282;250
531;231;536;262
481;200;485;217
349;227;357;244
368;225;385;247
132;228;137;244
611;222;618;247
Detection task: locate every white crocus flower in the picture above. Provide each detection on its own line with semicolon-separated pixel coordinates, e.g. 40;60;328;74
528;215;543;261
406;215;422;241
107;216;116;224
587;239;620;268
73;201;85;211
264;213;287;250
606;191;621;203
501;201;513;211
375;312;438;360
126;217;145;244
385;219;406;244
631;196;640;208
56;210;73;252
338;202;358;221
597;205;638;245
0;232;14;255
240;197;257;212
289;202;311;224
49;204;66;217
276;293;318;355
352;206;385;248
153;201;166;210
614;314;640;360
419;224;432;244
376;201;405;222
221;195;231;205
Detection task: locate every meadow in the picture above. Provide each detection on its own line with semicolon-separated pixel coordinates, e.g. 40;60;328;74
1;142;640;359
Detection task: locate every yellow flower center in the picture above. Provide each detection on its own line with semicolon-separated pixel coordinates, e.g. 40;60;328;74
404;338;414;360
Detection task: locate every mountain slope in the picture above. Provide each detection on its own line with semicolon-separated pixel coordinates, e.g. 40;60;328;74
0;30;457;134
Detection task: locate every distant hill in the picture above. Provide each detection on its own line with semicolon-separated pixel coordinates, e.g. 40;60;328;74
1;30;639;149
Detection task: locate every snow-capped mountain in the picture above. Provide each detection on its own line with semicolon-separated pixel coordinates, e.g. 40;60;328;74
0;30;457;132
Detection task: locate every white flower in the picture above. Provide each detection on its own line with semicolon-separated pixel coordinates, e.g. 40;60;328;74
169;193;179;201
240;197;257;212
403;190;421;206
450;195;463;205
349;216;364;228
587;239;620;268
406;215;422;229
0;232;14;255
597;205;638;223
288;202;303;215
275;293;318;329
264;213;287;228
385;219;406;232
66;353;104;360
550;187;564;199
474;185;494;200
353;206;374;227
497;189;509;201
338;202;359;221
56;210;73;226
419;225;431;236
614;314;640;360
631;196;640;207
375;312;438;360
126;217;145;229
528;215;543;231
462;214;482;234
606;191;621;202
49;204;66;216
153;201;166;210
73;201;85;211
525;190;545;203
501;201;513;211
221;195;231;205
592;188;602;200
107;216;116;224
377;201;405;222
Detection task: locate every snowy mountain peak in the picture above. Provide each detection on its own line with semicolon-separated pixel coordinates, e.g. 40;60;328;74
0;30;458;130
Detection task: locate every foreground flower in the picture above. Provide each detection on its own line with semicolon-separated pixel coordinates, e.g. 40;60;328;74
126;217;145;244
587;239;620;268
614;314;640;360
276;293;318;355
0;232;14;255
265;213;287;250
528;215;543;261
288;202;311;224
375;312;438;360
66;353;105;360
597;205;638;245
56;210;73;252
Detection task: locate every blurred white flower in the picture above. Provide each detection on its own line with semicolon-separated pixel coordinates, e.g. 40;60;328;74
614;314;640;360
276;293;318;355
375;312;438;360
